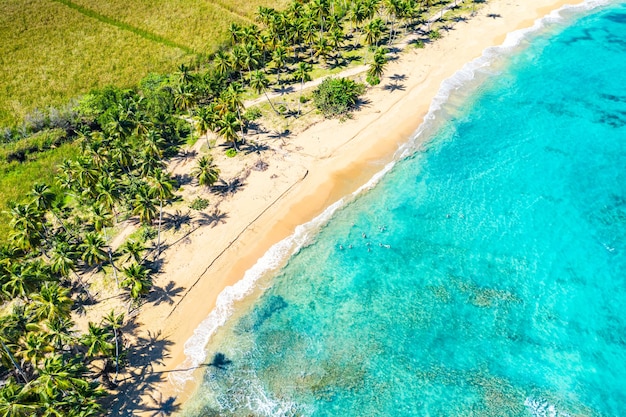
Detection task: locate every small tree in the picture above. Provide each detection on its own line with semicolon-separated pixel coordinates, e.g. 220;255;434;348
313;77;365;118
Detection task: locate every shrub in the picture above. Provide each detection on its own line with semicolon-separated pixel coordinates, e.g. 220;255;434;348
244;107;262;121
414;40;425;49
429;30;442;40
313;78;365;118
225;148;238;157
366;74;381;86
189;197;210;211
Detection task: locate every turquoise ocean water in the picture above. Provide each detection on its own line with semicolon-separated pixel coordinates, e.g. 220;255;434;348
179;2;626;416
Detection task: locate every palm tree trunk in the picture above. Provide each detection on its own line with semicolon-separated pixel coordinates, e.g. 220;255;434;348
298;79;304;116
104;228;118;287
156;199;163;260
1;340;28;383
264;89;280;115
113;328;120;382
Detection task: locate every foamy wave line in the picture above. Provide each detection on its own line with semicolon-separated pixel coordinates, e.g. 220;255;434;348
171;0;611;389
169;161;396;387
400;0;612;159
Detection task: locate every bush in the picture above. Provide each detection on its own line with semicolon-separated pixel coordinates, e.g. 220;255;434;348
244;107;262;121
414;40;425;49
189;197;210;211
313;78;365;118
225;148;238;157
429;30;442;40
366;74;381;86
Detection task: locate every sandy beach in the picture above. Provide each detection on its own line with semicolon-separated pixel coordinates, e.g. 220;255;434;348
112;0;587;412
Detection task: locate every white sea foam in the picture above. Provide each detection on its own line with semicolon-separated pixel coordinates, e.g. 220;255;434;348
525;397;572;417
171;0;612;390
400;0;612;159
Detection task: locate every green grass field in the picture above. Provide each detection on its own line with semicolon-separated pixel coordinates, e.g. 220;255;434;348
0;0;287;127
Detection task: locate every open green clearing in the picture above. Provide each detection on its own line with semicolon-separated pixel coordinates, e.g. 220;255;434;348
0;0;287;128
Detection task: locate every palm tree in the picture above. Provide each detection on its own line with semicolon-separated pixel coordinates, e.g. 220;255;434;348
363;17;385;47
309;0;330;37
2;263;41;301
294;62;313;115
102;310;124;382
148;169;175;258
313;36;332;64
121;263;152;300
192;156;220;187
44;316;74;351
95;176;121;221
217;112;242;151
228;22;243;44
119;240;145;264
0;380;36;414
79;232;108;267
49;240;93;300
176;63;194;85
367;46;388;84
28;282;73;322
132;184;158;225
81;322;113;359
7;202;45;251
20;332;54;368
250;70;279;114
194;105;219;145
241;42;260;76
271;44;288;85
213;50;232;77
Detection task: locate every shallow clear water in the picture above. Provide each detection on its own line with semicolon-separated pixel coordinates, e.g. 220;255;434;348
181;3;626;416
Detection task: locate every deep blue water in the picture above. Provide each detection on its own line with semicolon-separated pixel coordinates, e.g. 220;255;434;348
181;2;626;416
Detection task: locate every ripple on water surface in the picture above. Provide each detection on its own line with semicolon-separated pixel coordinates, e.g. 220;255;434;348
181;2;626;416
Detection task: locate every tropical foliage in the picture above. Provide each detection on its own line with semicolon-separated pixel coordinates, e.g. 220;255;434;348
0;0;483;413
313;78;366;118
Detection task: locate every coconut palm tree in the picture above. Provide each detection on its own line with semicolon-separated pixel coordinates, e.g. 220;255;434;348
217;112;242;151
28;282;73;322
121;263;152;300
81;322;113;359
102;310;124;382
213;50;232;77
367;46;388;84
119;240;145;264
148;169;175;258
250;70;279;114
294;62;313;115
0;379;36;414
271;44;288;85
192;156;221;187
7;202;45;251
79;232;107;268
131;184;158;225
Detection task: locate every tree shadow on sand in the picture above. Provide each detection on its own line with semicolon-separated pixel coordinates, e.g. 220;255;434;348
103;329;179;416
148;280;185;306
195;210;229;228
211;178;246;196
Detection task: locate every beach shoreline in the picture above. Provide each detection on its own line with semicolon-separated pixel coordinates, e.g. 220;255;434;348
128;0;587;411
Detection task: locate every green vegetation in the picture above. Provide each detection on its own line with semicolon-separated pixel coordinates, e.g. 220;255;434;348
313;78;366;118
0;0;486;412
0;0;289;128
189;197;210;211
0;0;189;127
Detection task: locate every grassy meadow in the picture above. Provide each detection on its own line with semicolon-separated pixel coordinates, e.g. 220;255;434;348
0;0;288;128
